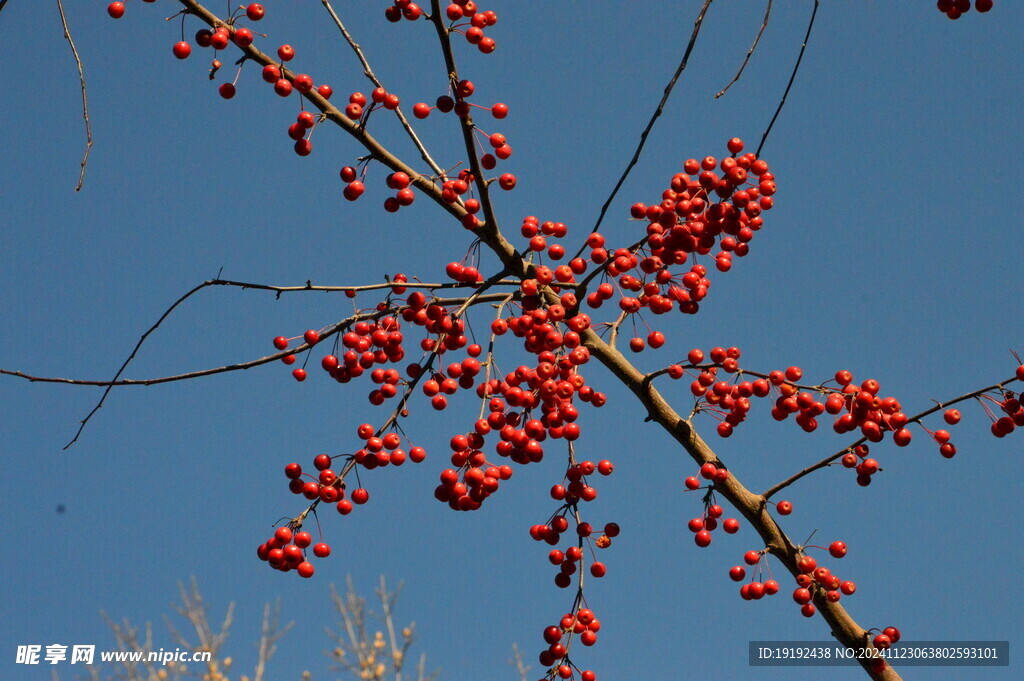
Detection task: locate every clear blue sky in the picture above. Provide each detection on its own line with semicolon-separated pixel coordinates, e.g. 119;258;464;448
2;2;1022;680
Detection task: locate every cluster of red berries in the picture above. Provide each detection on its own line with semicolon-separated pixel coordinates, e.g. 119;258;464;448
733;542;856;616
442;2;498;53
683;462;741;547
543;526;614;587
588;138;775;321
256;524;331;579
439;170;491;229
472;357;604;465
256;44;334;154
524;457;615;679
384;0;424;22
283;455;353;511
667;348;916;447
872;626;902;651
434;435;513;511
108;2;346;151
252;44;334;104
413;85;507;122
839;444;883;486
271;319;406;387
536;609;599;680
985;386;1024;437
936;0;993;18
521;216;576;263
351;424;427;472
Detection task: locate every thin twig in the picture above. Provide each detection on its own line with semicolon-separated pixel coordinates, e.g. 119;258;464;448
208;277;527;296
56;0;92;191
320;0;446;179
59;280;209;449
1;283;507;448
754;0;818;157
581;0;714;248
715;0;772;98
0;299;505;386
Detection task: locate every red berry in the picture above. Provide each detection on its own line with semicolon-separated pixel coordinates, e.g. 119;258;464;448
294;74;314;94
313;542;331;558
210;30;230;50
246;3;265;20
829;541;847;558
218;83;236;100
262;64;281;83
274;79;293;97
233;27;254;47
297;561;315;578
278;44;295;61
172;42;192;60
776;500;792;515
944;408;961;425
273;336;289;350
292;368;307;382
107;2;125;18
351;488;369;504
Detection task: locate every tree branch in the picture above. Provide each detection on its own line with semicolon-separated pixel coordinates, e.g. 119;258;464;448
763;374;1022;499
319;0;446;179
715;0;772;99
581;0;714;247
570;319;901;680
56;0;92;191
755;0;818;157
427;0;499;236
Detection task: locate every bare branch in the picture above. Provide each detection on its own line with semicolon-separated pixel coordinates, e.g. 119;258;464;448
1;285;510;448
715;0;772;99
755;0;819;157
56;0;92;191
